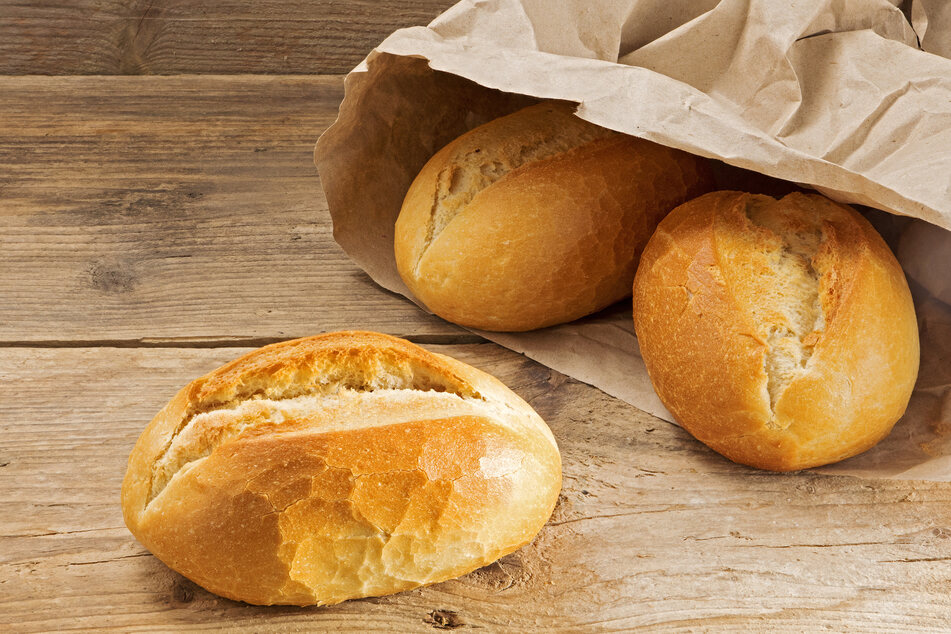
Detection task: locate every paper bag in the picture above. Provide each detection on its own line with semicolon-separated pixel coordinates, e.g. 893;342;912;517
316;0;951;481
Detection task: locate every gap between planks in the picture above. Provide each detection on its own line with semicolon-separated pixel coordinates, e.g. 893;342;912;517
0;333;489;349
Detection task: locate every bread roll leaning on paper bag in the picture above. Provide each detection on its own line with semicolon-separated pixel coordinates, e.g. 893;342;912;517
316;0;951;480
634;191;919;471
394;101;714;332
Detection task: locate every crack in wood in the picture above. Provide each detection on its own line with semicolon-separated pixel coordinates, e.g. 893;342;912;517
131;0;157;47
738;541;893;549
0;334;488;349
548;509;681;527
8;527;126;538
67;553;152;567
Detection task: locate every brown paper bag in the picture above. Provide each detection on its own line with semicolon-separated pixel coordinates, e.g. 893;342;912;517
316;0;951;480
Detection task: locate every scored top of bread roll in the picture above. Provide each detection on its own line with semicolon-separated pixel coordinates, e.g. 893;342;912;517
122;331;561;606
395;101;713;331
633;192;919;471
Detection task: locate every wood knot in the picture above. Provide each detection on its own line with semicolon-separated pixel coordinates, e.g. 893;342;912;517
88;259;138;294
469;556;523;592
116;3;165;74
170;581;195;605
426;609;464;629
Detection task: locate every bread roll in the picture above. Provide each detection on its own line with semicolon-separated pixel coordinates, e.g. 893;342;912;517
122;331;561;606
633;192;919;471
395;102;714;332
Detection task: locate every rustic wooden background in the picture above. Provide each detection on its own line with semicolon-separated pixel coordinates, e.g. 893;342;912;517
2;2;950;632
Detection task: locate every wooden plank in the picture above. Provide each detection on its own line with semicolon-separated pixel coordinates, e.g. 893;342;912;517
2;345;950;631
0;75;463;343
0;0;457;75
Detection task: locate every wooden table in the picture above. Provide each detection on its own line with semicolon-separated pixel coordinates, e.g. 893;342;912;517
2;3;950;631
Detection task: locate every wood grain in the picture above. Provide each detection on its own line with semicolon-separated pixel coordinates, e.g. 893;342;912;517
0;75;462;343
0;0;457;75
3;32;951;631
2;345;951;631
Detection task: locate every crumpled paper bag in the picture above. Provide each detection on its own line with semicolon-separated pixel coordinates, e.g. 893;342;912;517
316;0;951;481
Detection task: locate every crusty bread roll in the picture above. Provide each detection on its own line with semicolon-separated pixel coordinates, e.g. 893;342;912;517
122;331;561;606
633;192;919;471
395;102;714;332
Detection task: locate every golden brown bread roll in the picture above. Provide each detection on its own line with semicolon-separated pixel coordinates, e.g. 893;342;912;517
122;331;561;605
633;191;920;471
395;102;714;332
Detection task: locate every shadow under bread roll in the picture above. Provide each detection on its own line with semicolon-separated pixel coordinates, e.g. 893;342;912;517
395;101;714;332
633;192;919;471
122;331;561;606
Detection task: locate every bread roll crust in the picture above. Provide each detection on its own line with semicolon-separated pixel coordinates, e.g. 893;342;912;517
395;102;714;332
122;332;561;605
633;192;919;471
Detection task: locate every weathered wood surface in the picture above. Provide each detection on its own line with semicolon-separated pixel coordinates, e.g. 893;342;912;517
1;66;950;631
3;345;951;632
0;1;457;75
0;75;463;344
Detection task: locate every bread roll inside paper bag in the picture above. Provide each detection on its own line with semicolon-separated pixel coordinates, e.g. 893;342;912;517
316;0;951;480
